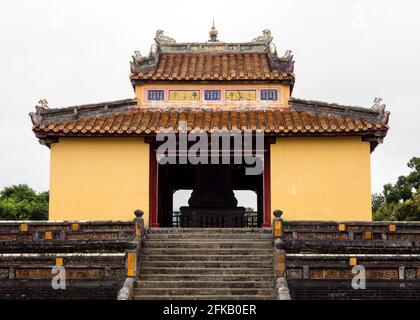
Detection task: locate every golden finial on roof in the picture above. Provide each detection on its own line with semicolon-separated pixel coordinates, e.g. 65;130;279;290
209;19;218;42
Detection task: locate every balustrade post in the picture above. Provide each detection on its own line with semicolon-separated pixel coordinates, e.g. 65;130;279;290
272;210;284;239
132;209;145;279
272;210;291;299
133;209;145;240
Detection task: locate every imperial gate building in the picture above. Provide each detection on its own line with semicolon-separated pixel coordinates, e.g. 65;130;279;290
30;28;390;227
3;26;419;301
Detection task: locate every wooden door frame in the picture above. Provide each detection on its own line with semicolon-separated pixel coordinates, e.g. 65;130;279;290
148;138;273;228
149;141;159;228
262;140;272;227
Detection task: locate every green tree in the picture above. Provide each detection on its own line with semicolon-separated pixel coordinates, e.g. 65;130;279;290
373;157;420;221
0;184;49;220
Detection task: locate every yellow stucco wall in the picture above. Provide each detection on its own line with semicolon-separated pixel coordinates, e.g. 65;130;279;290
271;137;372;221
49;137;150;224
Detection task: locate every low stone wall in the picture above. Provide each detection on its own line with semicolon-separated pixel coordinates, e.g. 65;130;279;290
0;221;135;241
271;213;420;300
283;220;420;241
288;280;420;300
286;253;420;281
280;221;420;254
0;253;127;300
0;218;144;300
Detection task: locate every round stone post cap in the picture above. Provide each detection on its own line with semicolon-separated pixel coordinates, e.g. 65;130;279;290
134;209;144;218
273;210;283;218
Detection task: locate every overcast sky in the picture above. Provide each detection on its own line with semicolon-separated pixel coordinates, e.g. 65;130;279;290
0;0;419;208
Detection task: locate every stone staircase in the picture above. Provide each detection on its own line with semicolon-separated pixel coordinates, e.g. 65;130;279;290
133;228;277;300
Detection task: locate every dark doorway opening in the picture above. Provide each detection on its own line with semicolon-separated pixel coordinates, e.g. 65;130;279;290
157;163;264;228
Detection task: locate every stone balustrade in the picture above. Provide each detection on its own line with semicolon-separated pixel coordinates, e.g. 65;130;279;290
283;220;420;242
0;212;145;300
0;220;135;241
0;253;127;280
285;253;420;300
272;210;420;300
278;219;420;254
286;253;420;281
0;220;138;254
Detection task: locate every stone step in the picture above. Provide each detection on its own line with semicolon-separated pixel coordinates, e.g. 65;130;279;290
141;248;273;255
143;241;272;249
140;261;270;268
136;228;275;300
146;233;273;240
141;254;273;262
140;267;274;275
138;274;275;282
136;280;275;289
133;288;276;296
133;295;277;300
147;228;272;234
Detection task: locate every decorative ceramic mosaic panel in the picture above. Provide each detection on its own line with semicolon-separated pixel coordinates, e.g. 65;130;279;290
15;268;106;280
405;268;417;279
261;89;278;101
297;232;349;241
310;269;353;279
286;268;303;279
204;90;221;101
366;269;399;280
147;90;164;101
225;90;256;101
0;268;9;279
110;268;125;279
66;232;119;240
0;234;16;240
169;90;200;101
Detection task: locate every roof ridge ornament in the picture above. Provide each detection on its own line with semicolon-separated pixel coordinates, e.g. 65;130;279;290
371;97;386;113
131;51;146;64
252;29;278;56
29;99;49;126
252;29;273;43
280;50;293;61
154;30;176;44
209;19;219;42
37;99;49;110
372;97;390;125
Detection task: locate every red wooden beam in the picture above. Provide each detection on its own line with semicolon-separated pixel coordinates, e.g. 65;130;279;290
149;143;159;228
262;144;271;227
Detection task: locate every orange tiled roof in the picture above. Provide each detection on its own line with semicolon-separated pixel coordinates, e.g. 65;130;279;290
130;53;294;82
129;30;295;83
30;98;389;151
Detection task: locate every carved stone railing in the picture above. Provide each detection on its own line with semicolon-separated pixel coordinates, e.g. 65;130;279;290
282;220;420;242
0;253;127;280
285;253;420;299
117;209;145;300
0;252;127;300
276;219;420;254
272;210;420;299
0;220;135;242
0;212;144;300
286;253;420;281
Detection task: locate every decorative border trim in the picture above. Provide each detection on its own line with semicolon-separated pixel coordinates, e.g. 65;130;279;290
142;85;284;106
